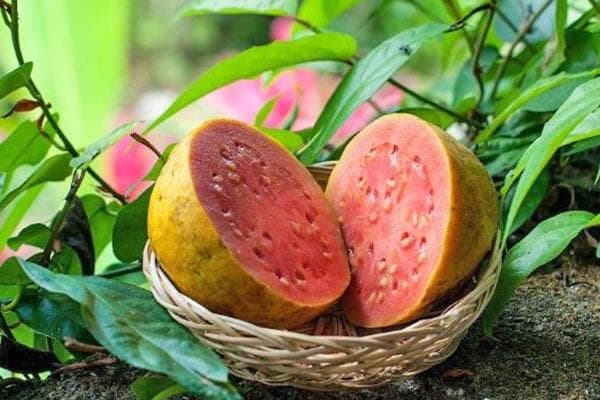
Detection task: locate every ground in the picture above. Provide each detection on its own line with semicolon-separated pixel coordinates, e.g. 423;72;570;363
2;253;598;400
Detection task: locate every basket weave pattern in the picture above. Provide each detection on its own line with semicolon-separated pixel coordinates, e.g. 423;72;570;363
143;163;501;391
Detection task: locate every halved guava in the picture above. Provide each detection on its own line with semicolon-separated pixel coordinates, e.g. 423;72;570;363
326;114;498;328
148;119;350;329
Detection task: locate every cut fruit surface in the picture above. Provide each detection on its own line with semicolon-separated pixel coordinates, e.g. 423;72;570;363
148;119;350;329
326;114;498;328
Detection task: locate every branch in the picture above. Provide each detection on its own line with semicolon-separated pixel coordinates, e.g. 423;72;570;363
63;338;105;354
39;169;86;266
6;0;127;204
51;357;117;376
490;0;553;99
471;5;495;110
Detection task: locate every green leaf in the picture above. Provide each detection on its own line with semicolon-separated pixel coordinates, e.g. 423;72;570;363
506;169;550;235
7;223;50;251
70;121;139;169
562;108;600;146
255;96;279;126
397;107;454;129
132;375;187;400
14;289;94;344
298;23;447;164
112;187;152;263
0;121;54;173
476;68;600;143
0;63;33;100
81;194;118;258
0;257;31;285
144;33;357;133
587;214;600;228
562;136;600;157
296;0;362;28
502;78;600;241
0;185;44;249
180;0;297;17
258;127;304;152
19;260;238;400
483;211;594;335
0;153;72;212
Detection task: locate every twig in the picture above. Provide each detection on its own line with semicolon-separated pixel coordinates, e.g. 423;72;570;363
471;4;495;110
6;0;127;205
367;99;384;115
490;0;553;99
293;17;323;34
0;5;9;27
39;169;86;266
494;6;536;52
99;264;142;279
63;337;105;354
130;133;165;161
340;59;483;128
51;357;117;376
386;77;484;128
447;3;491;33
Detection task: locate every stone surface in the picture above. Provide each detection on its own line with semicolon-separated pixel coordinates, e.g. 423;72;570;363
2;254;598;400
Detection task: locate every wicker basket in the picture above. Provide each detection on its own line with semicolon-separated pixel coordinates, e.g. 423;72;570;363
142;163;501;391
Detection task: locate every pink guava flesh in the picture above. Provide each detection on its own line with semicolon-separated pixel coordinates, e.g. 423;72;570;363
190;121;350;305
327;116;452;326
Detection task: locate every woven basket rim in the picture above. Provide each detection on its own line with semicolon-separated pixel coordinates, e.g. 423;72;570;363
143;234;501;340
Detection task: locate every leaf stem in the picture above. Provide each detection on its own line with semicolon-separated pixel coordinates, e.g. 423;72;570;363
39;169;87;266
130;133;165;161
471;4;495;110
490;0;553;99
6;0;127;204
